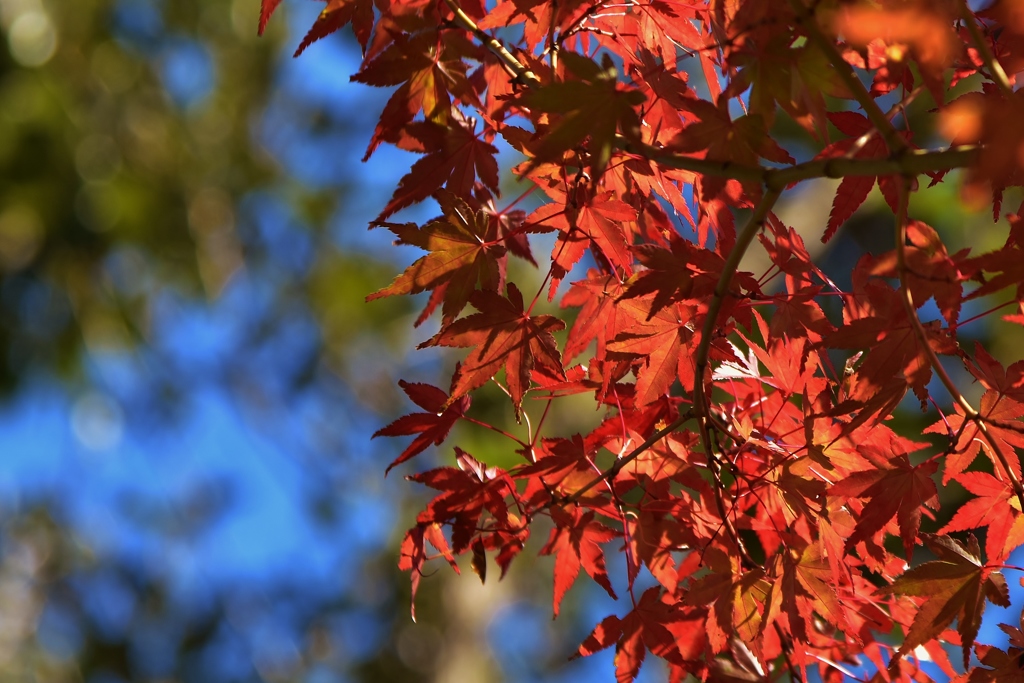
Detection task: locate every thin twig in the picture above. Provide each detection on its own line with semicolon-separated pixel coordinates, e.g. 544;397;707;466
959;0;1015;98
786;0;908;155
619;139;979;191
441;0;541;86
893;176;1024;511
690;189;782;565
563;410;695;504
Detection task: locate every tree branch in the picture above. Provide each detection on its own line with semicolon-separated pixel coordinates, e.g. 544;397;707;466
440;0;541;86
787;0;909;155
690;189;782;565
621;140;980;190
959;0;1015;98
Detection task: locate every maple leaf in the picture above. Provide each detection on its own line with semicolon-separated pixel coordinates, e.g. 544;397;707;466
618;237;713;319
353;31;478;161
627;503;695;593
561;272;627;362
410;448;517;553
519;52;644;182
667;96;794;200
540;507;618;616
939;88;1024;212
939;471;1021;564
867;219;965;327
475;0;586;51
367;190;507;324
736;32;850;140
826;254;957;415
606;299;699;406
966;342;1024;402
574;587;706;683
966;211;1024;302
374;117;499;220
818;112;914;241
782;544;848;639
836;2;960;104
532;193;638;292
925;389;1024;485
258;0;282;36
884;534;1010;668
398;522;459;621
829;454;938;559
373;379;469;474
514;436;595;502
421;283;565;417
615;2;701;73
292;0;374;56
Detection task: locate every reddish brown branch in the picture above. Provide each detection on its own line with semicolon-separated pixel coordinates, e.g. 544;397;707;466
959;0;1015;98
440;0;540;86
786;0;908;155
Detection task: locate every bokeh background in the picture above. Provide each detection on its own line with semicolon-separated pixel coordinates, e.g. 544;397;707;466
0;0;645;680
0;1;1022;682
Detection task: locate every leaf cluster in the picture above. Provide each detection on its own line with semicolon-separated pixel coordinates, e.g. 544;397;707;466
262;0;1024;680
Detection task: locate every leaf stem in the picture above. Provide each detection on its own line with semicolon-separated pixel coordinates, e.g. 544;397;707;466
462;415;528;447
893;176;1024;512
959;0;1015;99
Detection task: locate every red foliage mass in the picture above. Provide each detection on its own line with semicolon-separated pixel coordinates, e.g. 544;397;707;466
262;0;1024;679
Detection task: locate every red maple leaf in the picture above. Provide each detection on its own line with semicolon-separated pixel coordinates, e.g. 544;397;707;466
373;379;469;474
829;453;939;559
866;219;965;327
939;471;1021;564
884;534;1010;668
574;587;706;683
410;448;517;553
966;210;1024;302
375;117;499;220
292;0;374;55
818;112;914;241
421;283;565;417
367;190;507;323
352;31;478;162
607;298;699;406
668;95;794;200
398;522;459;621
826;254;957;414
540;506;618;616
560;272;627;362
258;0;282;35
531;193;638;292
925;390;1024;486
519;52;644;182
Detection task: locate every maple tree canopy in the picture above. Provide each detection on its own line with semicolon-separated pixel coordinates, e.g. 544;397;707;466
261;0;1024;680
